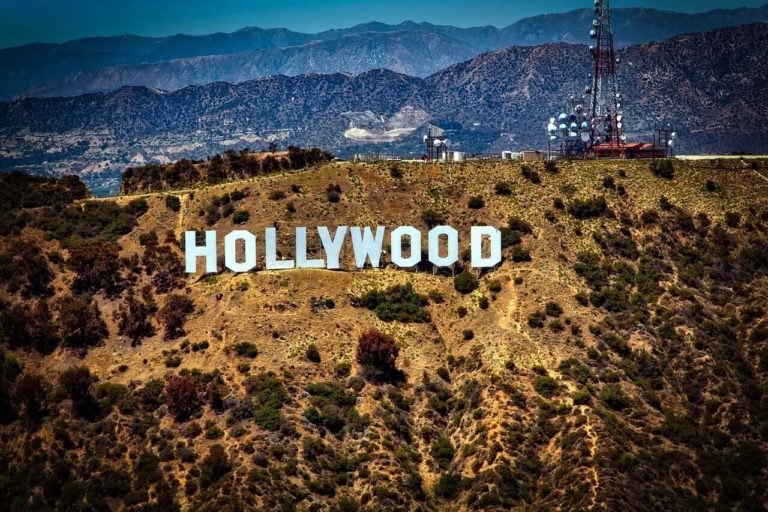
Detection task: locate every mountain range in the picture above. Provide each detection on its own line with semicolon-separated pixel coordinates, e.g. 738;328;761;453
1;23;766;194
2;5;768;99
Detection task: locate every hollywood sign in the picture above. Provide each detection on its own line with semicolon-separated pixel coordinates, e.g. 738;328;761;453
184;226;502;273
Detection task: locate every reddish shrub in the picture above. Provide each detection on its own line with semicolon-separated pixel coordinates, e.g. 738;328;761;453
166;375;204;421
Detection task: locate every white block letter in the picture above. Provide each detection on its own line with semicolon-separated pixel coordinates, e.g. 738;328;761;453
428;226;458;267
296;227;325;269
265;227;295;270
390;226;421;268
471;226;502;268
350;226;385;268
318;226;347;270
224;230;256;273
185;230;217;273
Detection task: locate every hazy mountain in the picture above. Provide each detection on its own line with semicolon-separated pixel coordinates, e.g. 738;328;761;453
2;4;768;99
1;24;766;194
23;32;478;97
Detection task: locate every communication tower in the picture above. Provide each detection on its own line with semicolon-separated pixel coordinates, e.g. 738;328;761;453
423;129;450;161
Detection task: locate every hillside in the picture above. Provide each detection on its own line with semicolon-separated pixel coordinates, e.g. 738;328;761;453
2;5;768;100
1;157;767;511
2;23;767;195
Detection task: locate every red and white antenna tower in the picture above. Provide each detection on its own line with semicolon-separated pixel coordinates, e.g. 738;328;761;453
589;0;625;157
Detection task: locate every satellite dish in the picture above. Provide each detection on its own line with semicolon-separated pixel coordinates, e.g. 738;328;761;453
570;122;578;130
670;132;678;140
617;114;623;122
569;114;577;122
584;86;592;95
422;135;428;142
558;113;568;122
598;96;606;106
580;132;590;142
668;140;675;147
593;19;600;27
617;122;623;129
550;135;558;141
616;102;621;108
549;117;556;124
433;140;442;147
443;139;451;146
581;122;589;130
559;123;567;131
620;134;627;141
616;93;621;100
590;30;597;38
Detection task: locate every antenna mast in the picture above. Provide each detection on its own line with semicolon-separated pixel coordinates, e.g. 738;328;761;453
589;0;624;157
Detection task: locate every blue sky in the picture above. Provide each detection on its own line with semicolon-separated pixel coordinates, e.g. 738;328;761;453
0;0;765;48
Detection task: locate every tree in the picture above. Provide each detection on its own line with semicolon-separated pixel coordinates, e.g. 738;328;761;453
158;294;195;340
166;375;204;421
59;366;101;420
67;240;124;297
13;373;50;426
357;329;400;382
54;294;108;350
115;293;156;344
200;444;231;488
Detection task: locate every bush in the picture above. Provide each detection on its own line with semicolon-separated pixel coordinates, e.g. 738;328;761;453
165;375;204;421
600;384;630;410
462;329;474;341
355;283;430;323
650;159;675;179
244;372;288;430
357;329;399;381
454;270;478;294
431;435;455;469
55;294;108;350
602;175;616;189
478;296;489;310
268;190;286;201
234;342;258;358
572;390;591;405
306;344;321;363
488;279;502;293
507;216;533;234
433;473;462;499
390;165;403;179
522;166;541;184
494;182;512;196
421;209;445;228
725;211;741;228
232;210;250;224
527;311;546;328
59;366;101;420
158;294;194;340
567;196;607;219
165;195;181;212
534;375;558;397
544;301;563;317
467;196;485;209
200;445;231;488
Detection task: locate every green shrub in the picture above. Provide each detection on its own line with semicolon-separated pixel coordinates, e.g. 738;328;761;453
454;270;478;294
306;344;321;363
567;196;607;219
527;311;546;328
421;209;446;228
355;283;430;322
467;196;485;209
431;435;455;468
234;342;258;358
494;182;512;196
600;385;630;410
232;210;250;224
544;301;563;317
534;375;558;397
650;159;675;179
165;195;181;212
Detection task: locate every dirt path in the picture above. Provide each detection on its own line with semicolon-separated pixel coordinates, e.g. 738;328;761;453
582;408;601;511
